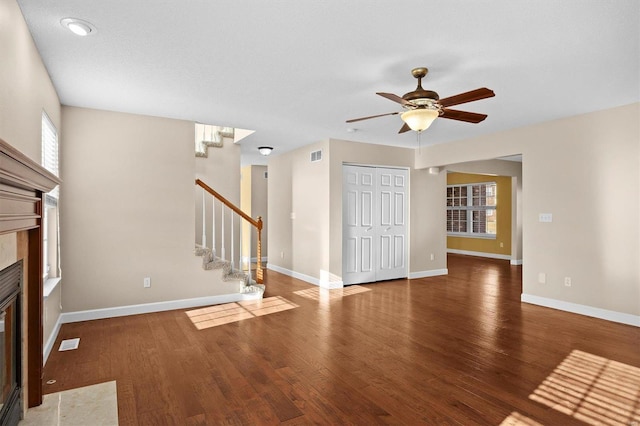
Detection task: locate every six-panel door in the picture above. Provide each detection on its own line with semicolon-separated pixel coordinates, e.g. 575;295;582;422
343;165;408;285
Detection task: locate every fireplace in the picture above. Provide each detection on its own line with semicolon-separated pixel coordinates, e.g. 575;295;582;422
0;138;60;415
0;261;21;426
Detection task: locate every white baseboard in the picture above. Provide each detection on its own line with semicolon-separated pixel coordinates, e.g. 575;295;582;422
242;256;268;263
521;293;640;327
447;249;511;261
267;264;344;289
510;259;523;265
43;314;63;365
408;269;449;279
59;293;257;325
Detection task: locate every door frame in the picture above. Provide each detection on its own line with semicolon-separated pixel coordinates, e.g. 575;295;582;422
342;163;410;285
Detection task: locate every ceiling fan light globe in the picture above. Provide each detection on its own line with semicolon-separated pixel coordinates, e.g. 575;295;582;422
401;109;439;132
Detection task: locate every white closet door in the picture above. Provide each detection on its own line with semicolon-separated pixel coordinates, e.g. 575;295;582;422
343;165;377;285
343;165;408;285
376;167;408;281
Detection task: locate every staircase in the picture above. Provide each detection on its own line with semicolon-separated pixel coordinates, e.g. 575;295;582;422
195;124;234;158
195;178;265;300
194;244;264;297
194;122;264;299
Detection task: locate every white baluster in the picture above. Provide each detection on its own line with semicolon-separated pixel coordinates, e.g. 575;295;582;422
231;213;235;271
211;197;216;257
201;190;207;248
221;204;226;261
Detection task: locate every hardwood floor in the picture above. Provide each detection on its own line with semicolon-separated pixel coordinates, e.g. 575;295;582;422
43;254;640;425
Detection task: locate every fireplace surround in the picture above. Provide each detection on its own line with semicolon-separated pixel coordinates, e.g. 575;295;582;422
0;261;21;425
0;138;60;419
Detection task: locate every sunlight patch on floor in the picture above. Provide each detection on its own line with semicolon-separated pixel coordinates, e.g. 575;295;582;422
499;412;544;426
293;285;371;302
529;349;640;426
186;296;299;330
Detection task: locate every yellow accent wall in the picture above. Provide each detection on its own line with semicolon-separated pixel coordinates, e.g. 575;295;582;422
447;172;512;256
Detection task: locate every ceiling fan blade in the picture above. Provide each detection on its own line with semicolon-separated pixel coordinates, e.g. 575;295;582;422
377;92;413;106
440;108;488;123
398;123;411;133
346;111;399;123
439;88;495;108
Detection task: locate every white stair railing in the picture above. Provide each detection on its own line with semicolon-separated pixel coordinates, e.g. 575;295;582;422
196;179;263;284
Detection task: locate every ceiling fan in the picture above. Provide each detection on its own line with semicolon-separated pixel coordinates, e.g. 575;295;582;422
347;67;495;133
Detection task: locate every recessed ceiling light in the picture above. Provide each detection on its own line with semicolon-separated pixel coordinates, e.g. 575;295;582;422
258;146;274;156
60;18;96;36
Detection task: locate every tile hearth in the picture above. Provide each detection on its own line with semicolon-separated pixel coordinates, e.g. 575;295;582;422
20;381;118;425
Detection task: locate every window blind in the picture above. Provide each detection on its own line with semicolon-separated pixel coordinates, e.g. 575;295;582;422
41;111;59;199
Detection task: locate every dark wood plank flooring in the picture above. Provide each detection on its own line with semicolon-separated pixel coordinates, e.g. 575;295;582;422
43;254;640;425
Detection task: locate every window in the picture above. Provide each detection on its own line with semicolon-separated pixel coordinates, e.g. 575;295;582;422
42;112;59;281
447;182;497;238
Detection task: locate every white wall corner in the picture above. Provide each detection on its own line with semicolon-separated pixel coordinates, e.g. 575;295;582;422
408;269;449;279
43;314;63;365
319;270;344;289
521;293;640;327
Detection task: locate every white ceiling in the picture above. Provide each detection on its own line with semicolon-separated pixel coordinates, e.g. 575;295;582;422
17;1;640;166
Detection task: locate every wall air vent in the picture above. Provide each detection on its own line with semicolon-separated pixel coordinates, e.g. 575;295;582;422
310;150;322;162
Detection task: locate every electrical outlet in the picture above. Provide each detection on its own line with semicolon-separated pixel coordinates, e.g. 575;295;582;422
539;213;553;223
144;277;151;288
430;253;435;261
564;277;572;287
499;242;504;248
280;251;284;259
538;273;546;284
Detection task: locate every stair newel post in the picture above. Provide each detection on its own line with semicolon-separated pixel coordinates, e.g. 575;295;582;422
247;224;252;283
256;216;263;283
201;189;207;248
221;203;226;261
212;196;216;257
238;217;244;272
231;213;235;271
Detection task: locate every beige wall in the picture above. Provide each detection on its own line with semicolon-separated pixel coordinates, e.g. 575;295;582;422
268;138;447;284
251;165;268;259
0;0;60;161
416;103;640;317
240;165;268;262
0;0;62;371
268;140;330;279
61;107;241;312
267;151;294;271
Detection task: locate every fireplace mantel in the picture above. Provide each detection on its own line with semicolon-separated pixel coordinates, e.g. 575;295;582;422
0;137;60;408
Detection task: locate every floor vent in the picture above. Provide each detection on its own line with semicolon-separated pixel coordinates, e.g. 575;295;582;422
59;338;80;351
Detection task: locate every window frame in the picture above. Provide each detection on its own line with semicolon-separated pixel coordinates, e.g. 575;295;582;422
41;111;60;282
446;181;497;239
